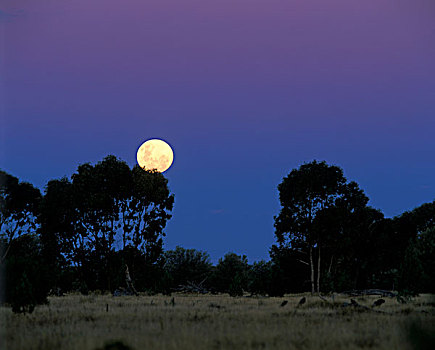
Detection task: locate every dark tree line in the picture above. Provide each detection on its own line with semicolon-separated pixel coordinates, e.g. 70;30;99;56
1;158;434;313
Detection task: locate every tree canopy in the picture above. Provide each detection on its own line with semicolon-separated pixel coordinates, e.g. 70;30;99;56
39;155;174;291
274;160;374;293
0;170;41;263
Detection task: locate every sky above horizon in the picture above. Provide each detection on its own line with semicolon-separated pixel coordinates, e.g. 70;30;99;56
1;0;435;263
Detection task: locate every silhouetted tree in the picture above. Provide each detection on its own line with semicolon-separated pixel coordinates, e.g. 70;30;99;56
0;170;41;263
274;160;349;293
40;155;174;291
39;177;77;291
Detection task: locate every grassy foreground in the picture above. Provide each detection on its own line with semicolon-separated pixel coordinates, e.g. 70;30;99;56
1;293;434;350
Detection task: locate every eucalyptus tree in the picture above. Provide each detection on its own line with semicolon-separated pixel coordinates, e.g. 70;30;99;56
71;156;132;258
127;164;174;259
41;155;174;291
274;160;370;293
0;170;41;263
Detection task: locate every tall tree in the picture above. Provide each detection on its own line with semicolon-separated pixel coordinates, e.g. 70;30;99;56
40;155;174;291
127;165;174;258
0;170;41;263
274;160;368;293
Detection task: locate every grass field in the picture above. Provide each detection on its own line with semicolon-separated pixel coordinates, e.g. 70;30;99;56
1;293;434;350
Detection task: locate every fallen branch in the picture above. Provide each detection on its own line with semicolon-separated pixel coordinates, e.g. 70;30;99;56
175;279;209;294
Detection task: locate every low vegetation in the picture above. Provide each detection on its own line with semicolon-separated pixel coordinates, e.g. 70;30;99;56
1;293;434;350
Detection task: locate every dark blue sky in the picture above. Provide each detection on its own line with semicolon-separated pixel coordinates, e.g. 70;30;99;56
1;0;435;263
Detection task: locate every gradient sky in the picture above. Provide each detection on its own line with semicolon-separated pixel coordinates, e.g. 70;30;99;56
1;0;435;263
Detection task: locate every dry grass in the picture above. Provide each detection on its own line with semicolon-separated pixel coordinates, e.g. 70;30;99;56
1;293;434;350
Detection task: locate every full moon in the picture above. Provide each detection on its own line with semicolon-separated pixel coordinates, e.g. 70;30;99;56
136;139;174;172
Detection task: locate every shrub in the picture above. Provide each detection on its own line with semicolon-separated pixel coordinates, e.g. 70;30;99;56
11;272;36;314
3;234;49;313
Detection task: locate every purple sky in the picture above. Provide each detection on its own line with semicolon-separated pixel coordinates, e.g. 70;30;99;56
1;0;435;262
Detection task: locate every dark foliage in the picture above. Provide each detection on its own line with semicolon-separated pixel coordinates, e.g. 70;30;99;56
210;253;249;294
2;234;49;313
1;170;41;263
274;160;353;293
268;245;309;295
162;246;212;290
399;227;435;293
248;260;273;295
272;160;430;294
39;156;174;292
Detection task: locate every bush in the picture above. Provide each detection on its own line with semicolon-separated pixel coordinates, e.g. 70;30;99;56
3;234;50;313
11;272;36;313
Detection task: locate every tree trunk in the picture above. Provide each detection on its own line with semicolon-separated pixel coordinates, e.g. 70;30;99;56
310;246;315;294
328;255;334;274
125;264;138;296
317;246;321;293
0;242;12;264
